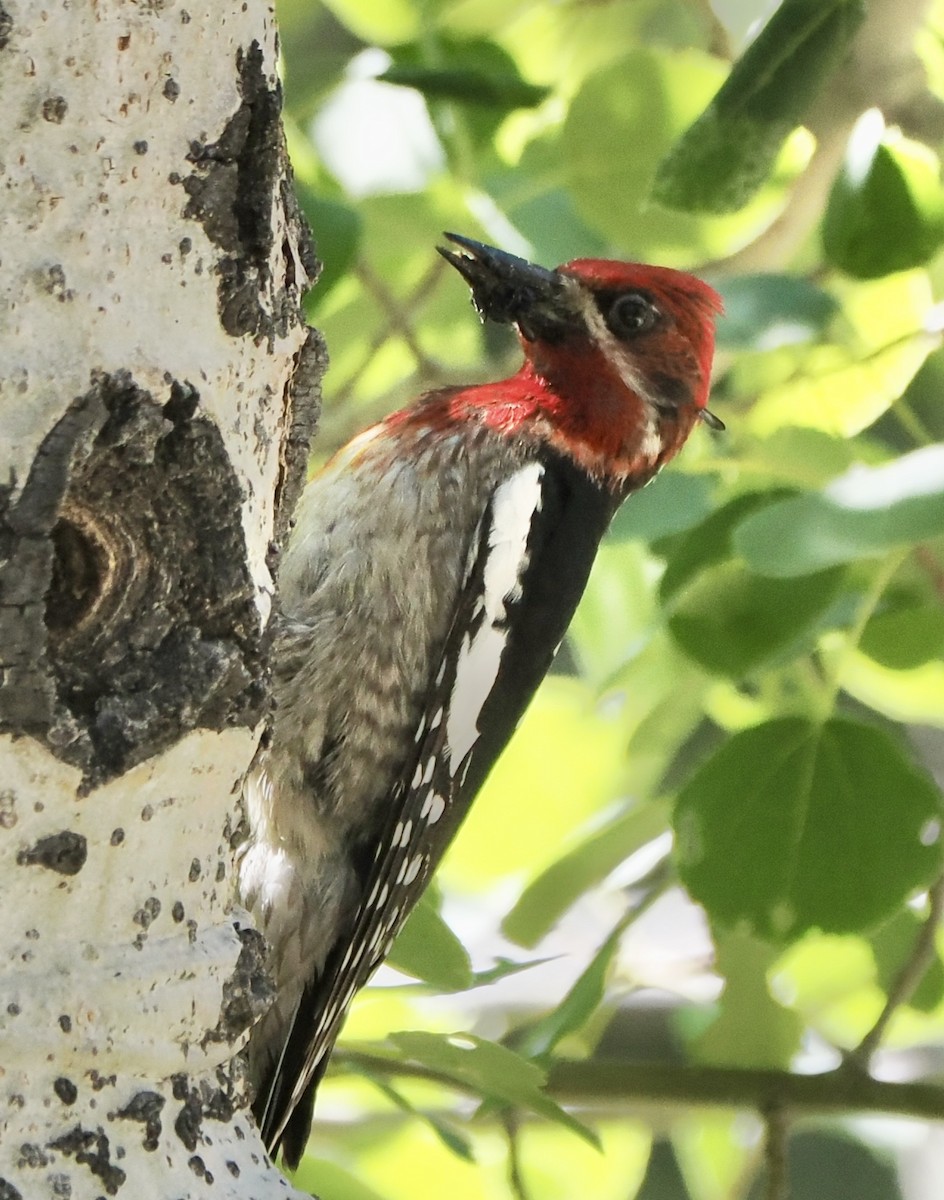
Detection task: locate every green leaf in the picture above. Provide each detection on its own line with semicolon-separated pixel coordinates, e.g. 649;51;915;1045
503;801;671;948
467;957;556;988
861;603;944;670
653;0;865;213
386;892;472;991
673;717;944;943
567;540;657;684
389;1031;598;1146
751;335;939;438
438;0;539;37
715;274;839;350
609;471;717;543
744;428;857;488
290;1156;392;1200
319;0;419;43
378;65;548;110
836;647;944;729
746;271;940;438
770;933;876;1028
659;493;785;603
823;111;944;278
517;921;628;1058
673;1113;754;1200
733;445;944;577
655;492;843;676
562;49;779;262
382;37;549;153
365;1077;475;1162
692;930;804;1068
515;1121;651;1200
667;560;845;677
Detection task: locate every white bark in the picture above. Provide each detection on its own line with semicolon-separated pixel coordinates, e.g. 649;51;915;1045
0;1;320;1196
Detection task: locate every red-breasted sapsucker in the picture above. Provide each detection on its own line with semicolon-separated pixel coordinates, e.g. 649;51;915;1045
239;234;723;1165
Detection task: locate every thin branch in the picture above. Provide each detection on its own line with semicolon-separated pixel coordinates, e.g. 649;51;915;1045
819;547;910;718
547;1061;944;1122
892;398;935;447
503;1112;533;1200
852;874;944;1066
331;257;448;411
916;546;944;604
762;1101;790;1200
355;260;442;377
334;1053;944;1123
689;0;734;59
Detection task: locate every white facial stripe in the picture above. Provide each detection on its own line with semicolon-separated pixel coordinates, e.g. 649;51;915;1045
445;462;544;772
578;290;663;459
579;291;657;406
639;422;663;459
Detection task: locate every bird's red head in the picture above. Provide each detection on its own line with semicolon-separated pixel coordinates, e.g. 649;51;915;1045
436;234;724;492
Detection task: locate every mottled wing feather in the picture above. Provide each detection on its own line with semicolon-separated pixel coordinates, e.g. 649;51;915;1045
259;485;496;1159
261;452;617;1160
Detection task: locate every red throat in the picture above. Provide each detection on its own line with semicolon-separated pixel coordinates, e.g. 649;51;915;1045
393;351;699;493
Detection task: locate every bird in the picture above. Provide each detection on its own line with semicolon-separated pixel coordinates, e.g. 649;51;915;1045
238;233;723;1166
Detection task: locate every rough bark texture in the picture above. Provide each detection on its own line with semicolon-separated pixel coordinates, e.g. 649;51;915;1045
0;1;323;1195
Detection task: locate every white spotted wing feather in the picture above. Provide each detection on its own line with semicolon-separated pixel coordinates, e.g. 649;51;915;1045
259;450;616;1157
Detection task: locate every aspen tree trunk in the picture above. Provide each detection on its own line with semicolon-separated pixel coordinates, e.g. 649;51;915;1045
0;3;322;1195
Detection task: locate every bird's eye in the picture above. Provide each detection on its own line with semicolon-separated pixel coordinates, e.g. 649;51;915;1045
607;292;659;339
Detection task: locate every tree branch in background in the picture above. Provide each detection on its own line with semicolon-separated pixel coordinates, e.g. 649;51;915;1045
853;874;944;1066
762;1100;790;1200
332;257;448;415
337;1052;944;1123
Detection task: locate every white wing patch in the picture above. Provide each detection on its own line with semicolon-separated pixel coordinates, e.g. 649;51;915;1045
445;461;544;773
420;791;446;824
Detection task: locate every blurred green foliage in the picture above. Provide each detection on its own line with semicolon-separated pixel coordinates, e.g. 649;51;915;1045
275;0;944;1196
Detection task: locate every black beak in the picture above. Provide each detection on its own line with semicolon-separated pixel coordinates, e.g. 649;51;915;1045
700;408;725;431
438;232;573;339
